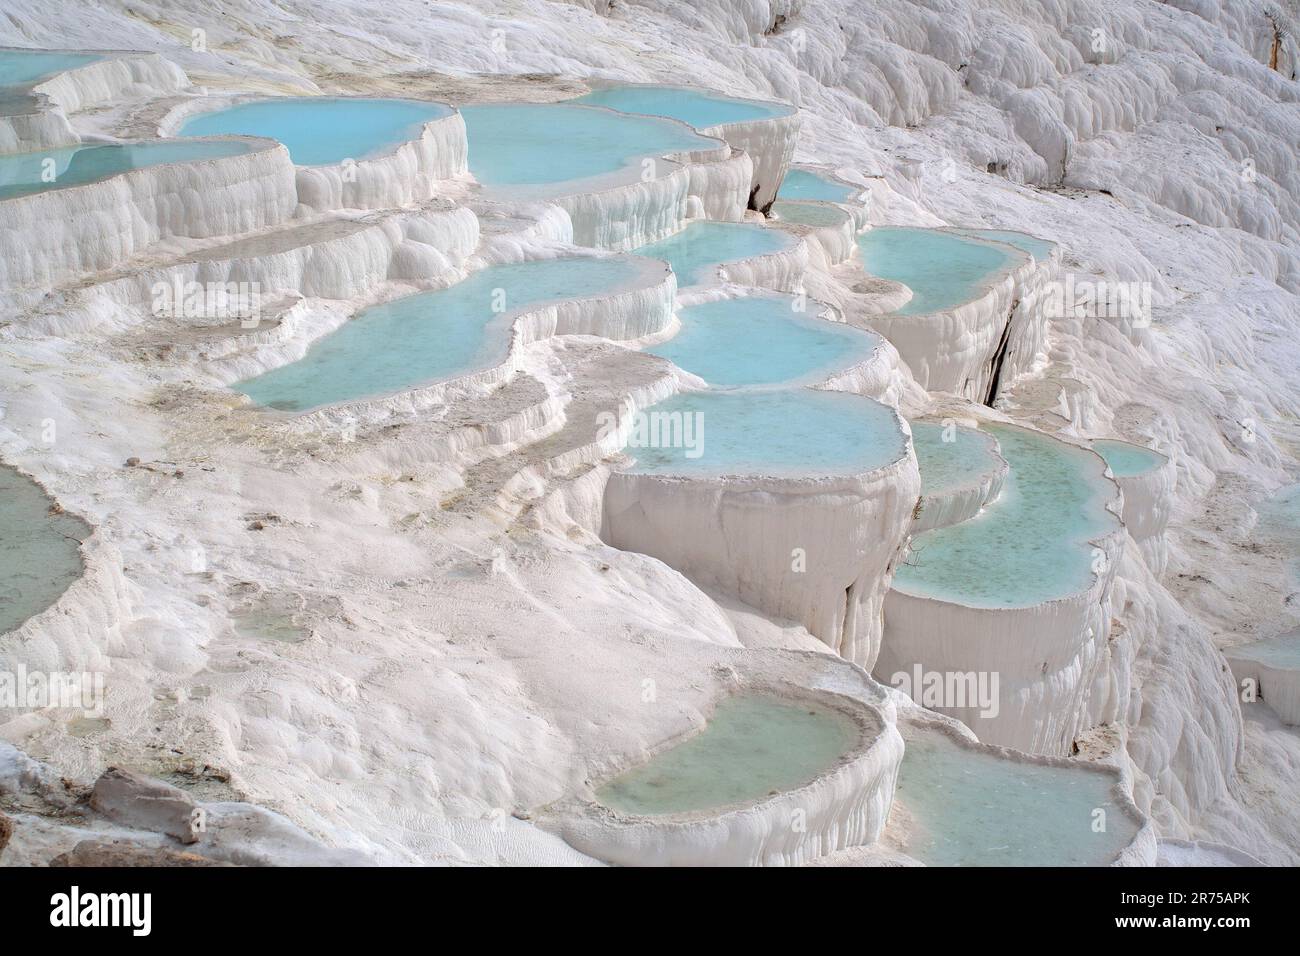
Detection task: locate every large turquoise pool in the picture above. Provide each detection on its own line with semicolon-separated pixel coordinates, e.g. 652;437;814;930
633;220;794;287
0;139;254;201
461;102;719;196
892;424;1119;607
571;85;790;130
621;388;906;478
911;420;1003;498
597;695;858;815
894;725;1140;866
1093;438;1166;478
238;257;651;412
778;167;858;204
857;227;1022;316
648;294;877;388
0;465;90;635
180;97;453;166
0;49;99;88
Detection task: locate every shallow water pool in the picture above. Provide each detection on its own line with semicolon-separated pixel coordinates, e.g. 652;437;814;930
571;85;789;130
1226;630;1300;669
950;227;1054;263
893;725;1140;866
858;227;1021;316
778;167;858;204
180;97;452;166
621;388;906;478
0;49;99;88
1093;438;1166;478
634;220;794;288
648;294;876;388
461;102;719;197
238;257;650;411
597;695;858;815
0;465;90;635
892;424;1119;607
772;199;848;228
911;420;1002;498
0;139;253;201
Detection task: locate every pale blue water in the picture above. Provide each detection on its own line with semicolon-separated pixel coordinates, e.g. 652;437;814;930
180;97;452;166
772;199;848;227
622;389;906;478
0;465;90;635
0;49;99;87
572;85;788;130
238;257;647;412
1093;439;1166;478
952;228;1055;262
858;227;1020;316
1226;630;1300;669
597;695;858;815
778;167;858;203
911;420;1002;497
1259;482;1300;587
895;726;1140;866
648;295;877;388
893;424;1119;607
0;139;253;201
634;220;794;287
461;103;719;194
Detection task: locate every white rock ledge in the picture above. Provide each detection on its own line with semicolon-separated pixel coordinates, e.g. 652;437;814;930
0;136;297;291
159;95;468;215
545;663;903;867
1224;632;1300;726
602;395;919;669
861;230;1058;402
878;433;1125;755
242;252;678;431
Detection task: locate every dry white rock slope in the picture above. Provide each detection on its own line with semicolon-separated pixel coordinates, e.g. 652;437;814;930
0;0;1298;864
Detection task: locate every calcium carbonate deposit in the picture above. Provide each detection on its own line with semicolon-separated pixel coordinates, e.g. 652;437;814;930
0;0;1297;878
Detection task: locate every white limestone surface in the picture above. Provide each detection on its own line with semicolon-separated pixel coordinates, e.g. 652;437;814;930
0;136;297;290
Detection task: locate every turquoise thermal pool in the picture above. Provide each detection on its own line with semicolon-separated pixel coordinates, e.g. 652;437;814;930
1093;439;1166;478
238;257;651;412
892;424;1119;607
634;220;795;287
460;102;719;196
1258;482;1300;586
893;725;1140;866
772;199;849;228
621;388;906;478
596;695;858;815
857;227;1021;316
910;420;1003;498
0;465;91;635
647;294;876;388
950;227;1055;262
0;139;253;201
778;167;858;203
571;85;790;130
0;49;99;88
1226;630;1300;669
180;97;453;166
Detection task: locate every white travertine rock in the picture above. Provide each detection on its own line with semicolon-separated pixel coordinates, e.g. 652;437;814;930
31;52;188;114
878;431;1125;755
603;408;919;671
547;654;904;867
0;137;297;290
861;231;1058;402
1224;635;1300;727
